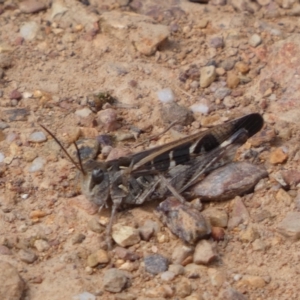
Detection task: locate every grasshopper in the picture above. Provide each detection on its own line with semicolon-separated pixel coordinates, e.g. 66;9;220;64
41;113;263;248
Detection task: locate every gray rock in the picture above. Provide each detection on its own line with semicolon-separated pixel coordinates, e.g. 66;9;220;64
214;87;231;100
161;101;194;126
200;66;217;88
219;59;236;71
277;212;300;240
103;268;129;293
72;233;86;245
155;198;211;244
28;131;47;143
0;261;25;300
210;36;224;48
88;218;105;234
193;240;217;265
193;162;268;201
1;108;29;122
75;107;93;118
144;254;169;275
72;292;96;300
20;21;41;41
18;249;37;264
34;239;50;252
29;157;46;172
114;247;140;261
219;286;247;300
97;108;118;132
139;220;159;241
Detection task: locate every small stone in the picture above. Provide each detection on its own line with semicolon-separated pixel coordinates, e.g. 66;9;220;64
20;21;41;41
97;108;118;132
208;268;226;287
223;96;235;108
269;147;288;164
0;261;25;299
228;197;250;229
210;36;224;48
144;254;169;275
114;247;140;261
219;59;235;71
22;92;32;99
29;210;47;219
193;162;268;202
139;220;158;241
252;239;267;251
172;244;193;264
88;218;105;234
155;198;211;244
29;157;45;172
19;0;47;13
239;225;260;242
0;122;9;130
227;72;240;88
28;131;47;143
103;268;129;293
112;224;140;247
277;212;300;240
275;189;292;205
211;227;225;241
34;239;50;252
72;292;96;300
249;34;262;47
18;249;37;264
161;271;175;281
2;108;29;122
216;67;226;76
161;101;194;126
72;233;86;245
198;19;208;28
193;240;217;265
214;87;231;100
157;88;175;103
0;245;12;255
239;275;266;288
190;103;210;115
87;249;110;267
200;66;217;88
75;108;93;118
202;208;228;227
219;286;247;300
175;278;192;297
184;263;207;278
235;62;250;74
10;90;22;100
168;264;185;276
0;54;12;69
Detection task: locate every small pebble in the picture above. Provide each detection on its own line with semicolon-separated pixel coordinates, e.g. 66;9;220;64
97;108;118;132
75;108;93;118
20;21;40;40
210;36;224;48
29;157;45;172
72;292;96;300
249;34;262;47
200;65;216;88
72;233;86;245
157;88;175;103
277;212;300;239
112;224;140;247
144;254;169;275
18;249;37;264
214;87;231;100
168;264;185;276
10;90;22;100
28;131;47;143
88;218;105;234
226;72;240;88
87;249;110;267
161;271;175;281
19;0;47;13
269;147;288;164
190;103;210;115
0;153;4;163
103;268;129;293
34;239;50;252
235;61;250;74
193;240;217;265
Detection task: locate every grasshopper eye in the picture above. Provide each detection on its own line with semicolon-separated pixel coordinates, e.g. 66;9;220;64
92;169;104;184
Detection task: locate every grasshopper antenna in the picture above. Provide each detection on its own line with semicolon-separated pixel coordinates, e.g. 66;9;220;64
39;124;85;174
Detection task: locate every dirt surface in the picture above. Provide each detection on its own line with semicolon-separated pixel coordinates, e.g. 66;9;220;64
1;0;300;299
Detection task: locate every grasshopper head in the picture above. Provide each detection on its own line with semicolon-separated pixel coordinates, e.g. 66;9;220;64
80;160;110;206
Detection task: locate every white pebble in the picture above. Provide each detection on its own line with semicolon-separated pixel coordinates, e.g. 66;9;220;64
75;107;92;118
23;92;33;99
72;292;96;300
20;21;40;41
29;131;47;143
160;271;175;281
29;157;45;172
190;103;209;115
157;88;175;103
21;194;29;199
0;152;4;163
